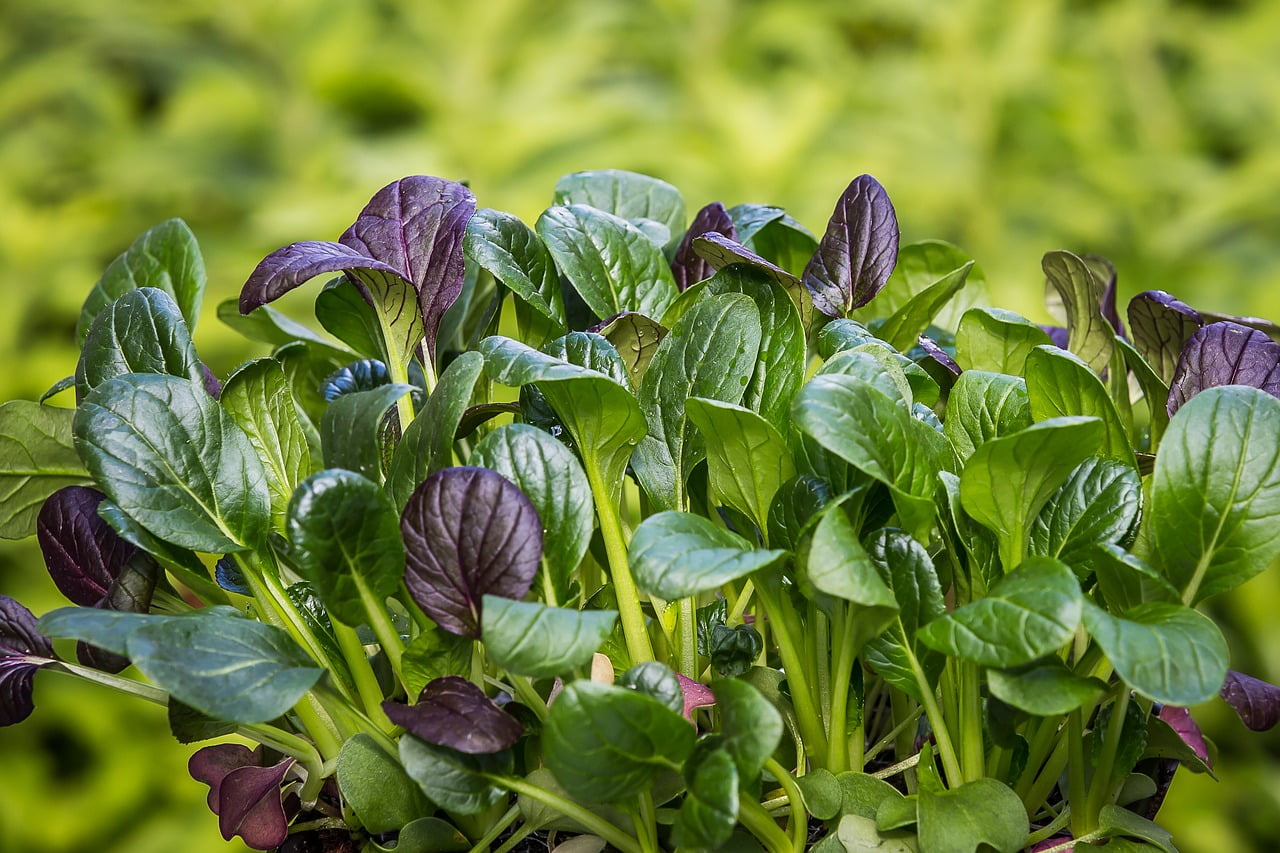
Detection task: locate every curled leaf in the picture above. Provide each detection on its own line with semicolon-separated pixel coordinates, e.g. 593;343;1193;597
1220;669;1280;732
1127;290;1202;384
382;676;522;754
189;744;295;850
0;595;55;726
1157;705;1212;769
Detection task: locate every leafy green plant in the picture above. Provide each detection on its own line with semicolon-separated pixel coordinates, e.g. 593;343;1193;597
2;169;1279;853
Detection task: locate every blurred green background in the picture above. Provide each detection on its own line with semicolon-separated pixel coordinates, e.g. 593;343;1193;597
1;0;1278;850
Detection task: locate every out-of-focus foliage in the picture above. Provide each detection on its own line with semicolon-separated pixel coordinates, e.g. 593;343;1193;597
0;0;1277;850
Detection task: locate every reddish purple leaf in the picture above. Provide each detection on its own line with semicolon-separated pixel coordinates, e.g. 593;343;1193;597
239;241;406;315
678;673;715;722
190;744;261;811
0;595;55;726
200;362;223;399
691;232;800;291
918;335;961;376
401;467;542;637
383;675;522;754
671;202;738;290
1167;321;1280;416
1220;669;1280;732
339;176;476;361
1158;705;1212;769
1127;290;1202;384
802;175;899;317
219;759;296;849
37;486;137;607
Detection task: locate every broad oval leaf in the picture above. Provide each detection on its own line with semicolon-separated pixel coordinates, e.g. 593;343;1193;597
918;777;1028;853
481;596;616;678
287;470;405;627
1025;345;1135;466
1127;290;1202;384
76;288;204;398
1028;458;1141;579
802;175;899;317
1082;601;1228;706
629;511;787;600
955;307;1054;375
383;676;522;754
336;733;432;835
918;557;1082;668
319;383;414;481
543;680;695;804
875;261;974;352
465;207;565;328
671;201;738;290
685;398;796;532
0;401;91;540
943;371;1032;465
398;736;512;815
36;485;137;606
74;374;270;552
805;506;898;652
1167;321;1280;416
401;467;542;637
1092;543;1179;613
1149;385;1280;603
987;660;1105;716
553;169;686;242
860;240;988;331
712;676;785;781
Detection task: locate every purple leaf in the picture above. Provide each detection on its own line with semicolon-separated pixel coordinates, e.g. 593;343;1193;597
1085;254;1126;339
37;486;137;607
0;595;55;726
1127;290;1202;384
1030;839;1073;852
1167;321;1280;416
239;241;406;314
189;744;260;811
339;176;477;362
218;759;296;850
200;363;223;399
1158;705;1212;769
918;335;961;376
401;467;542;637
801;174;899;317
671;202;738;290
691;233;799;288
382;675;522;754
1220;669;1280;732
1038;324;1070;350
678;673;715;722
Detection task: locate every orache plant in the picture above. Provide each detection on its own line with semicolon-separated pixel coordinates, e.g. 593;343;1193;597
2;168;1279;853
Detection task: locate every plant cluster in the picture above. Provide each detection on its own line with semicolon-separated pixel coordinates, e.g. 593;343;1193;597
2;170;1279;853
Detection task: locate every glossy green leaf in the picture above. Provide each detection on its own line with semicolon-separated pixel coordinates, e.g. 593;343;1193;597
862;240;988;330
817;318;879;358
805;506;898;650
74;374;269;552
401;627;472;698
943;371;1031;465
337;733;432;834
320;383;414;482
370;818;469;853
955;307;1053;375
471;424;594;597
219;295;356;363
987;660;1105;715
387;351;484;509
554;169;685;242
632;292;761;510
1082;601;1228;705
76;288;204;398
734;207;819;279
1043;249;1114;374
1115;336;1171;447
629;511;787;600
875;261;974;351
1096;805;1176;853
1148;386;1280;603
398;737;511;815
1028;457;1141;579
959;416;1104;570
673;746;738;850
0;401;90;539
1092;544;1179;613
543;680;694;803
685;398;796;532
918;558;1081;668
593;312;666;386
465;207;565;327
286;470;404;627
78;219;206;344
481;596;616;678
917;778;1028;853
221;358;311;533
818;347;913;406
837;771;908;820
861;530;947;702
314;277;384;359
38;606;173;657
1025;345;1134;466
713;675;785;780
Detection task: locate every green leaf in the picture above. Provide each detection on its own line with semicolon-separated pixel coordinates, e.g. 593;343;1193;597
713;678;784;780
76;288;204;398
465;207;565;328
1028;457;1141;580
673;746;738;850
78;219;206;344
1115;336;1171;448
1096;805;1176;853
1025;345;1135;467
554;169;686;242
221;358;311;533
955;307;1053;375
1092;544;1179;613
867;240;988;326
480;336;646;505
471;424;595;599
0;401;90;539
286;470;404;627
537;204;678;321
629;511;787;600
129;610;322;723
369;817;469;853
917;777;1028;853
817;318;879;359
481;596;617;679
959;416;1104;570
863;530;948;703
593;312;667;386
39;606;174;657
805;505;898;651
320;383;414;482
1081;601;1228;705
387;351;485;509
631;292;761;510
337;733;432;834
313;277;384;360
876;261;974;351
825;815;918;852
795;769;842;820
1147;385;1280;603
74;375;270;552
987;660;1105;715
818;347;913;407
918;557;1081;668
543;680;695;803
1042;250;1113;375
218;296;356;364
685;398;796;532
943;370;1032;465
836;772;908;820
401;627;472;698
398;737;511;815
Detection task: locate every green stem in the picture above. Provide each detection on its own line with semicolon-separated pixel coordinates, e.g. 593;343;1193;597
493;776;641;853
764;758;808;853
354;572;405;686
504;675;548;722
960;661;985;782
826;608;859;773
48;660;168;703
293;695;343;762
491;824;535;853
584;459;654;665
754;582;828;764
635;791;660;853
1022;739;1070;815
1086;690;1131;821
865;706;922;762
677;596;697;679
1067;710;1090;838
332;621;392;725
904;642;963;788
466;805;520;853
738;794;793;853
814;608;832;733
1024;805;1072;848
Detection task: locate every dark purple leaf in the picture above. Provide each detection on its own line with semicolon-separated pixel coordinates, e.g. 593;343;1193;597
1157;705;1212;769
1220;669;1280;732
1085;254;1126;339
1038;324;1070;350
201;363;223;399
339;176;477;362
1127;290;1202;384
37;486;137;607
678;673;715;722
691;233;799;289
1167;321;1280;416
190;743;260;811
218;758;296;849
671;202;738;290
382;675;522;754
239;241;406;315
0;595;55;726
801;174;899;317
401;467;542;637
918;335;961;376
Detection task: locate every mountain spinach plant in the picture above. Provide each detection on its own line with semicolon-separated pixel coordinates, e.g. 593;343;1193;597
2;169;1279;853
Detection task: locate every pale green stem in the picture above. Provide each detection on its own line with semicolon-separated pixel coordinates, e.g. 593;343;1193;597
584;459;654;664
493;776;641;853
764;758;809;853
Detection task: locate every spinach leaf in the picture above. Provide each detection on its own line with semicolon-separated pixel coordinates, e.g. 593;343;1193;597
465;207;565;330
76;288;204;398
1025;345;1135;467
685;398;796;533
629;511;787;600
481;595;617;678
553;169;686;243
0;401;90;539
942;370;1032;465
955;307;1053;374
